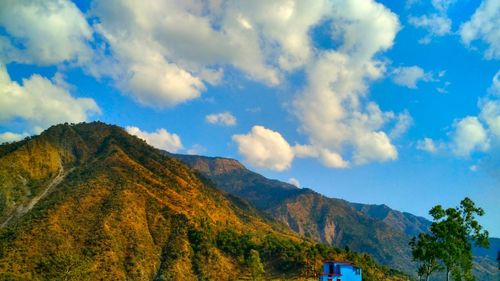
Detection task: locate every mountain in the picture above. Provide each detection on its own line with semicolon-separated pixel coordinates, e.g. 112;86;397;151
173;154;500;280
0;122;408;281
350;203;431;237
173;155;414;269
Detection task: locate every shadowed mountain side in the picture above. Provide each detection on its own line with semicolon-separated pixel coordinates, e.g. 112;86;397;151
350;203;432;237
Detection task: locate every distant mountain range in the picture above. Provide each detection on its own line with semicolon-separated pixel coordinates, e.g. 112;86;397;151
172;153;499;280
0;122;410;280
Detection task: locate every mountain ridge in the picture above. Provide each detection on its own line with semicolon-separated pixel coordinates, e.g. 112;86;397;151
172;154;499;280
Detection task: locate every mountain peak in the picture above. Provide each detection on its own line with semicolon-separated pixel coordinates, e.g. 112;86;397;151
172;154;246;176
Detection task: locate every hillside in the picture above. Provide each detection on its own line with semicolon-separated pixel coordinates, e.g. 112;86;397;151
173;154;500;280
173;155;415;270
0;122;409;281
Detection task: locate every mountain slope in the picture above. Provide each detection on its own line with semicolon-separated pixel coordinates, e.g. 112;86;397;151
350;203;432;237
174;154;499;280
173;155;413;269
0;123;408;281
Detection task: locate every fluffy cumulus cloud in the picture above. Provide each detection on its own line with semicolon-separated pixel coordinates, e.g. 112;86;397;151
0;0;413;169
451;117;489;157
205;112;237;126
459;0;500;59
293;0;403;167
0;0;99;135
0;64;100;133
392;66;433;89
0;0;92;65
125;126;183;152
0;0;331;108
232;126;294;171
87;0;335;107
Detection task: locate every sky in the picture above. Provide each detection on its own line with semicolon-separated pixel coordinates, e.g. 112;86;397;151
0;0;499;236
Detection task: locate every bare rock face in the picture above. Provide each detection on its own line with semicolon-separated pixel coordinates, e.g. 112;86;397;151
322;219;337;245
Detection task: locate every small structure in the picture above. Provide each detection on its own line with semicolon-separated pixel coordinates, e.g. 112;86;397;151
318;260;362;281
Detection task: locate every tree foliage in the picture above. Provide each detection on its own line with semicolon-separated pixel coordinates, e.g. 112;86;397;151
410;197;489;281
247;249;264;281
409;233;441;281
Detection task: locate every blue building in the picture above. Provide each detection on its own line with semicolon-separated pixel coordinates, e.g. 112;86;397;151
318;260;362;281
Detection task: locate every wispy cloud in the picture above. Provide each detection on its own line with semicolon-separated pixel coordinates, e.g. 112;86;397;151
205;112;237;126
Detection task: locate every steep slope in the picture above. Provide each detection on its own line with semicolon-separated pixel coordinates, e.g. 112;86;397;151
174;154;499;280
0;123;408;281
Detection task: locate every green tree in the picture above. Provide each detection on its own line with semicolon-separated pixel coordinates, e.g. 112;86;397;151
409;233;441;281
247;249;264;281
428;197;489;281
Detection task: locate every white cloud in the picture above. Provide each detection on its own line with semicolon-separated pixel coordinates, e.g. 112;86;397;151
1;0;330;108
205;112;237;126
293;144;349;168
318;149;350;168
86;0;335;107
353;131;398;164
125;126;183;152
392;66;433;89
416;138;439;153
123;59;206;108
408;14;451;44
0;132;28;143
459;0;500;59
451;116;489;157
232;126;294;171
0;0;92;65
0;64;100;132
0;0;412;169
288;177;300;187
292;0;403;168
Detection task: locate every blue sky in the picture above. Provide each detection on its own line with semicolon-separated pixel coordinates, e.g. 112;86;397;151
0;0;499;236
